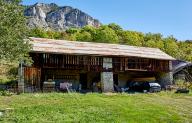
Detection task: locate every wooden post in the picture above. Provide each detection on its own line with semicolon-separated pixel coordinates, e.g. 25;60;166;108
18;61;24;93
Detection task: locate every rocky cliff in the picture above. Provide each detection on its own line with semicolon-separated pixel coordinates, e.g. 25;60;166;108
24;3;101;30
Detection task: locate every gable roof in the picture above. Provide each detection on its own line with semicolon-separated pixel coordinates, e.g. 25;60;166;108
30;37;175;60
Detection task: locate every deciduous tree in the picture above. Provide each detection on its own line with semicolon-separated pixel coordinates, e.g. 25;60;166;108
0;0;31;62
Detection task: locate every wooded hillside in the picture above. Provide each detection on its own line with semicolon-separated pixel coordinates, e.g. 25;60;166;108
29;24;192;62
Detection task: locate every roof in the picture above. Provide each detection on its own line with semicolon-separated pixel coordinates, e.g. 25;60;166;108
29;37;175;60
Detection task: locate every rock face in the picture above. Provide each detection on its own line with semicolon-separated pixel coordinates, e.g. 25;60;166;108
24;3;101;30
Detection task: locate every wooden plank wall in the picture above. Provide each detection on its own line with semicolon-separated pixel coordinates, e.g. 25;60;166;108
24;67;41;88
31;53;169;72
37;54;103;72
113;57;169;72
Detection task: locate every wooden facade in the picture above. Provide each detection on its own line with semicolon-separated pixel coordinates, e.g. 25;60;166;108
30;53;169;72
30;53;169;71
23;53;170;90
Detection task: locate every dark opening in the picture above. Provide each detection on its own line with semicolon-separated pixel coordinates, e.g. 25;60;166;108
80;73;87;90
113;74;118;86
40;69;45;90
113;74;118;91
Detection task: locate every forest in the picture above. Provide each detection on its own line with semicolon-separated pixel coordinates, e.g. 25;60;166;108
29;24;192;62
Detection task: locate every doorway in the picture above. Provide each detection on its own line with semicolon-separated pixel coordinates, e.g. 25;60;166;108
80;73;88;90
113;74;118;86
113;74;118;91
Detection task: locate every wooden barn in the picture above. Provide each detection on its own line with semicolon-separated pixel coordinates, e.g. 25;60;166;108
18;37;175;92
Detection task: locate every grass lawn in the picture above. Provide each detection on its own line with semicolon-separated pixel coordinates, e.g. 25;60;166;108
0;92;192;123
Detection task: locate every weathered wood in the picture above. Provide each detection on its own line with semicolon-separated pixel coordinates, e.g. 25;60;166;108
30;53;170;72
24;67;41;88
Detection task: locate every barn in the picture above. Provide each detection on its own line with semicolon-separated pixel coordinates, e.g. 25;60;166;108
18;37;175;92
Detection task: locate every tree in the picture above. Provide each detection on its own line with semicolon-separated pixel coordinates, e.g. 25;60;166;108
66;28;79;34
108;23;122;32
120;31;144;46
0;0;31;62
178;41;192;62
81;25;97;35
75;26;95;42
144;33;164;50
29;28;49;38
163;36;180;59
144;39;157;48
0;0;31;83
94;25;119;43
76;31;93;42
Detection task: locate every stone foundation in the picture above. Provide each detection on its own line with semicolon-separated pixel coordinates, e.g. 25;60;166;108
156;61;173;88
101;72;114;92
101;58;114;92
156;72;173;88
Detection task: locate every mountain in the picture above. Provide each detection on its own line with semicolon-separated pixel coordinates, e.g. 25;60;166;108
24;3;101;30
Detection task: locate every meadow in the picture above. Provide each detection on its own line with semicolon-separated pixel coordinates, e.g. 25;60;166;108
0;92;192;123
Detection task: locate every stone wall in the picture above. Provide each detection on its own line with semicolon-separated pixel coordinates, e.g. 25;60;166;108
101;58;114;92
101;72;114;92
156;72;173;88
156;61;173;88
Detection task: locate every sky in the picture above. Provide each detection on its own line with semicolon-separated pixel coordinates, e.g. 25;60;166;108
22;0;192;41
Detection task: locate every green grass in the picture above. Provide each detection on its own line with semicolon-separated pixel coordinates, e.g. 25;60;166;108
0;92;192;123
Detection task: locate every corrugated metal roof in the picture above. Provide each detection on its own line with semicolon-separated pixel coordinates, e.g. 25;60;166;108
30;37;175;60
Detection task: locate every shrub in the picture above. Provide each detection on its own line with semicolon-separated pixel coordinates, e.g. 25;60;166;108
0;90;13;96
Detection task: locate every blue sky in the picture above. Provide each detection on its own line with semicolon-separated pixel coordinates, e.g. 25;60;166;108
22;0;192;41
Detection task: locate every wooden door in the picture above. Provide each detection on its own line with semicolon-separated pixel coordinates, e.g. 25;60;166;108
24;67;41;88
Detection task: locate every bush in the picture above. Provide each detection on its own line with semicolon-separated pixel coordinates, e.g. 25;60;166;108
175;79;185;88
175;79;192;90
0;90;13;96
0;78;10;84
